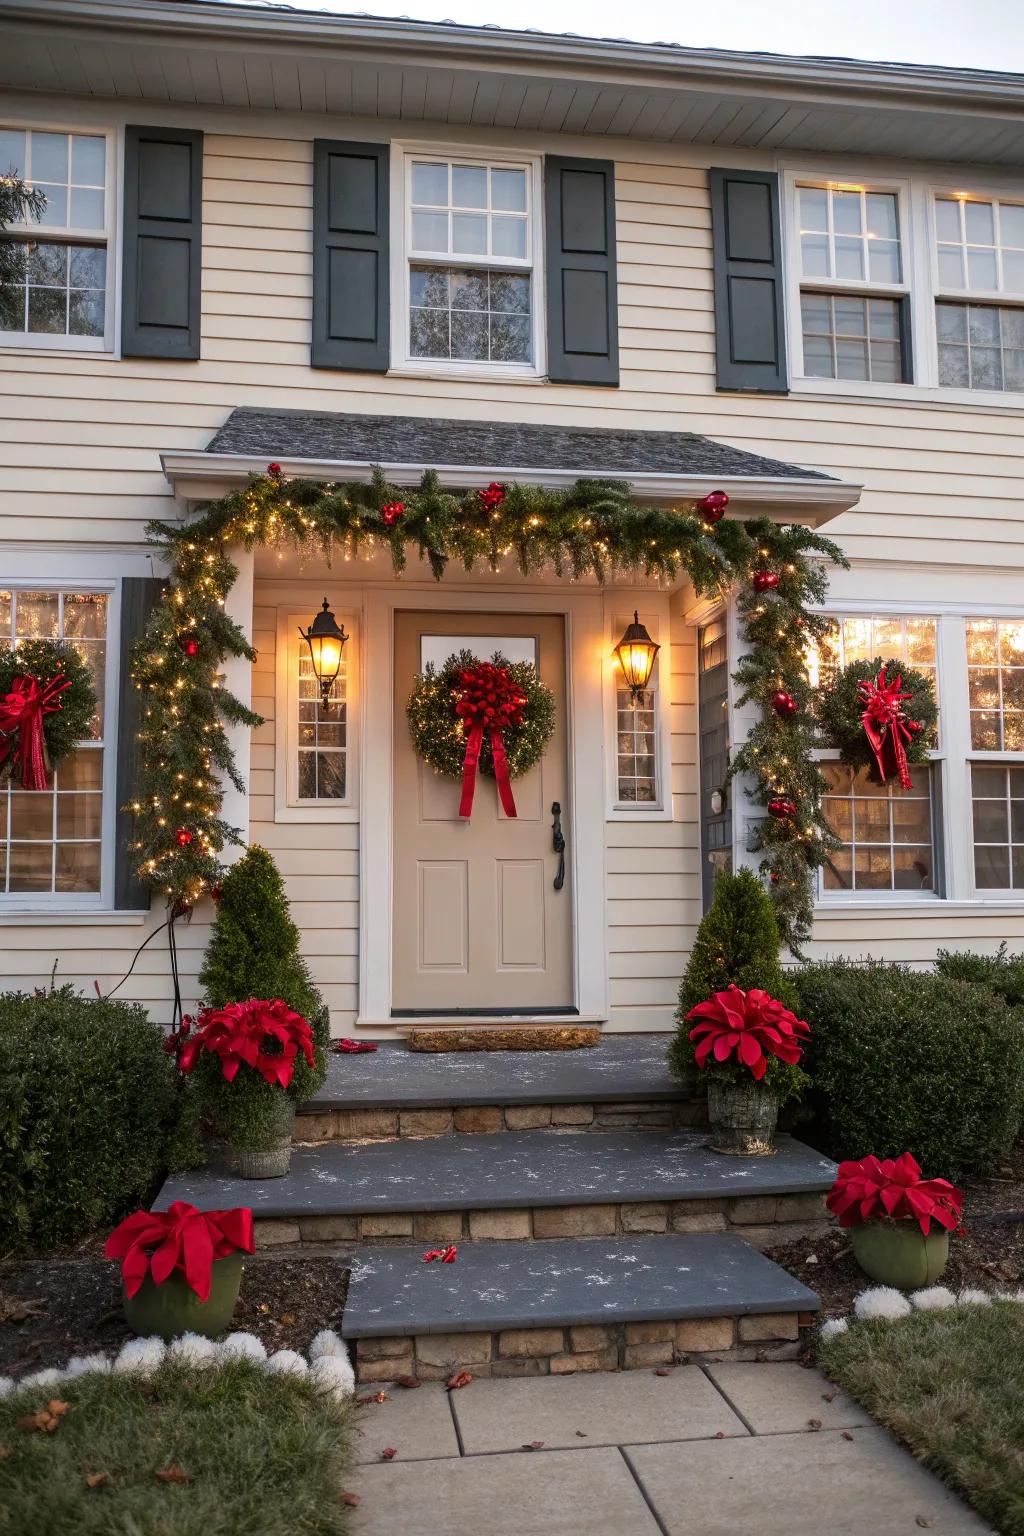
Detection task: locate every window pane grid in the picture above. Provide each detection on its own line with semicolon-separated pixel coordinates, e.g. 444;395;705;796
409;265;531;364
966;618;1024;750
821;762;935;894
935;195;1024;297
616;687;658;804
971;764;1024;890
0;588;106;896
798;184;903;286
801;293;902;382
409;160;529;265
297;650;347;801
936;301;1024;393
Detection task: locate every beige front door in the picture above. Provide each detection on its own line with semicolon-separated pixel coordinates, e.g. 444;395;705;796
392;611;573;1015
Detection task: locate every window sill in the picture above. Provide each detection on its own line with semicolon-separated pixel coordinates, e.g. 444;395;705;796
0;336;112;356
0;909;151;925
815;897;1024;916
789;377;1024;414
387;364;547;386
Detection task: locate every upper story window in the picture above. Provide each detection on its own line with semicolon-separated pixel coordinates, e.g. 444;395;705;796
966;619;1024;751
934;196;1024;393
0;127;113;350
398;150;542;376
0;588;109;901
795;182;909;384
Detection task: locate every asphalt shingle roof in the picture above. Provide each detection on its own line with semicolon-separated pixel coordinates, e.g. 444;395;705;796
206;408;832;483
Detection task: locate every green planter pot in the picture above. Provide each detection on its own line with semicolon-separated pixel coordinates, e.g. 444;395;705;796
850;1220;950;1289
122;1251;244;1340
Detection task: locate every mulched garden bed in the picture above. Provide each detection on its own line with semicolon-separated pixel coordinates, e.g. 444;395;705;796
770;1140;1024;1320
0;1253;348;1377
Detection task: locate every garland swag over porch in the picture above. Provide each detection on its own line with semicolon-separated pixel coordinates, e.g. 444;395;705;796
130;468;847;950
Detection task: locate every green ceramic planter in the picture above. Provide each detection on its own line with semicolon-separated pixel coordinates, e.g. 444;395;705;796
850;1220;950;1289
122;1252;244;1340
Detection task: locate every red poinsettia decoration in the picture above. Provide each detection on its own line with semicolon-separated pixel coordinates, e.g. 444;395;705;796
826;1153;963;1236
105;1201;255;1301
176;998;315;1090
686;984;810;1083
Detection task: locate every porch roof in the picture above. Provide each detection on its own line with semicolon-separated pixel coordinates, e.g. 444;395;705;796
161;408;861;526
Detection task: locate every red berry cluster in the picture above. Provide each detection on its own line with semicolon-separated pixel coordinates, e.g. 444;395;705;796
381;501;405;528
454;662;527;731
478;481;506;512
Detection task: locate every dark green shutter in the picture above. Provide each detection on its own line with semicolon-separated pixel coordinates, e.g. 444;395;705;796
121;126;203;360
114;577;164;911
312;140;390;371
544;156;619;386
709;168;788;393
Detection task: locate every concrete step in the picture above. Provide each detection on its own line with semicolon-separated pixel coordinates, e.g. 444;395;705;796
157;1129;836;1251
298;1036;702;1142
343;1234;820;1381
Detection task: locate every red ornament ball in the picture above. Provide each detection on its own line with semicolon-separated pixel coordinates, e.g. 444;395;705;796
770;871;781;886
381;501;405;528
209;881;224;903
478;481;506;512
767;797;797;820
179;634;200;658
267;461;282;477
697;489;729;524
753;570;780;593
770;689;798;716
907;719;923;735
175;827;194;847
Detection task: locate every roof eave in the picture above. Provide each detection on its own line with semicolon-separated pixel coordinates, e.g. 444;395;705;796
159;450;861;528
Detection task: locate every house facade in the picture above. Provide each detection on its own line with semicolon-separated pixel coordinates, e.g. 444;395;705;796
2;0;1023;1036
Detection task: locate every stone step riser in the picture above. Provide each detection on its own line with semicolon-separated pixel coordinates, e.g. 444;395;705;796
255;1190;829;1252
354;1313;810;1384
294;1099;704;1143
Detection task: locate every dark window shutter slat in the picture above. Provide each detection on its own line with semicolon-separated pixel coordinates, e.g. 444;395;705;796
121;126;202;360
709;168;788;394
544;156;619;387
114;577;164;911
312;140;389;372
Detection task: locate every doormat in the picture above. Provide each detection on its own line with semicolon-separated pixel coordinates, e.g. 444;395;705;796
406;1026;601;1053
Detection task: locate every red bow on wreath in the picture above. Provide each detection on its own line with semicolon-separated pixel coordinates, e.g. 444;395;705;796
0;672;71;791
104;1201;255;1302
857;665;919;790
454;661;527;819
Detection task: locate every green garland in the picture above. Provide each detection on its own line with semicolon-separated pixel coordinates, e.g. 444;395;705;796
407;651;555;781
0;639;97;778
817;657;938;776
132;466;846;948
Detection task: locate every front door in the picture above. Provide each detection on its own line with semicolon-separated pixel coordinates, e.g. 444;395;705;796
392;611;573;1015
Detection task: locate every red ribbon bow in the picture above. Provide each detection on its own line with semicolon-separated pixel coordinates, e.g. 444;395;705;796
857;665;918;790
334;1038;378;1054
0;671;71;791
104;1201;255;1301
422;1245;458;1263
454;661;527;819
478;481;506;512
827;1153;963;1237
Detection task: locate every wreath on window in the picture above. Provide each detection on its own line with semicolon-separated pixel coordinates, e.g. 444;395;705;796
406;649;556;818
0;639;97;791
816;655;937;790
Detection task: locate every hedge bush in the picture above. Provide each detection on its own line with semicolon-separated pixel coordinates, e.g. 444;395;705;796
0;987;182;1252
793;959;1024;1177
935;943;1024;1009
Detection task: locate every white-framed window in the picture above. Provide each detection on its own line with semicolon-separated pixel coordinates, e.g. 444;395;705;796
791;179;911;384
934;194;1024;393
965;618;1024;893
0;125;115;351
971;764;1024;892
965;618;1024;751
392;145;544;378
809;612;941;901
275;609;359;821
605;606;671;817
0;586;114;905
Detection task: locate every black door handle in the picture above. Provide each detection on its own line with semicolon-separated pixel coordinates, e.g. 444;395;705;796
551;801;566;891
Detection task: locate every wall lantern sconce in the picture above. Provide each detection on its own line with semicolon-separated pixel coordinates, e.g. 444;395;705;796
299;598;348;711
710;787;727;815
613;611;660;703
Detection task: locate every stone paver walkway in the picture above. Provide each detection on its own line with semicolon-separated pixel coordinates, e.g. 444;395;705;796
349;1362;990;1535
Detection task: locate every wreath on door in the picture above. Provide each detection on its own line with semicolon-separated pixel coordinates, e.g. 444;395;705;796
406;649;556;818
0;639;97;791
816;656;937;790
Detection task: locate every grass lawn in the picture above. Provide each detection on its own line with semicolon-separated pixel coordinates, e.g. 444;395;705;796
0;1359;353;1536
819;1301;1024;1536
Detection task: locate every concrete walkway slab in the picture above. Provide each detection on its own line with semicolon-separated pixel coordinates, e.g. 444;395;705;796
352;1446;662;1535
706;1361;870;1433
305;1035;680;1111
352;1384;459;1465
452;1365;748;1453
627;1425;991;1535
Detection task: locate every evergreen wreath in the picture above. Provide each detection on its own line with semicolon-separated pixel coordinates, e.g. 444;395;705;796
817;656;937;776
407;650;555;782
0;638;97;785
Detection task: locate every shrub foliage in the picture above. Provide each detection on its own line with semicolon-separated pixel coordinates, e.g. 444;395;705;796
935;943;1024;1009
794;959;1024;1176
0;987;180;1251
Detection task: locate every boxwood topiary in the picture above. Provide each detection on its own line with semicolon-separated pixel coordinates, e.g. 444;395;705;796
0;987;183;1252
793;958;1024;1177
